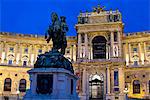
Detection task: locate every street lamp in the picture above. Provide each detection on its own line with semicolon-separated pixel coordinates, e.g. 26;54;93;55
123;87;129;100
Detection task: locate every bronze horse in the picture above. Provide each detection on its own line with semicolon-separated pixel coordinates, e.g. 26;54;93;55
45;12;68;55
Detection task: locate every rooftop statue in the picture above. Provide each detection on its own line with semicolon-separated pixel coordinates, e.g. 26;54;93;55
45;12;68;55
34;12;74;73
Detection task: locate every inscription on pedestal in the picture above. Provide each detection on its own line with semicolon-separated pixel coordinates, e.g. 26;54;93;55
36;74;53;94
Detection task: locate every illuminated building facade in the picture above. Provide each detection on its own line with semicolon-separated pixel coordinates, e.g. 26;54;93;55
0;5;150;100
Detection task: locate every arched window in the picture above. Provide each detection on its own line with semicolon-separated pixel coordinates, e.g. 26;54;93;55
92;36;107;59
4;78;12;91
133;80;140;94
19;79;26;92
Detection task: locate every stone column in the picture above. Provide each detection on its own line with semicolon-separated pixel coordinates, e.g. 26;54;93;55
138;43;142;64
124;43;129;65
110;69;114;93
110;31;114;57
82;68;87;99
118;31;122;57
143;42;147;62
12;80;18;94
118;67;125;94
90;44;93;60
71;45;74;61
19;43;23;66
16;43;20;65
106;44;108;59
14;43;19;65
86;72;89;99
78;33;81;59
34;45;38;62
28;44;32;66
30;45;34;66
73;45;77;62
85;33;88;59
128;43;132;64
4;42;8;64
106;67;110;94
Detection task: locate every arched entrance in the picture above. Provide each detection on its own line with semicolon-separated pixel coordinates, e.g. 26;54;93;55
89;74;104;100
92;36;107;59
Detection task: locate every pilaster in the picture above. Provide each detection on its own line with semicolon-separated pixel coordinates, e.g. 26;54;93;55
143;42;147;63
106;66;110;94
138;42;142;64
19;43;22;66
85;33;88;59
78;33;81;59
111;69;114;93
90;44;93;60
118;67;125;94
71;45;74;61
73;45;76;61
118;31;122;57
128;43;132;64
82;68;87;99
4;42;8;64
110;31;114;58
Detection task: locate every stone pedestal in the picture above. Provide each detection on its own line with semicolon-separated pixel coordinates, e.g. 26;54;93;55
24;50;79;100
24;68;79;100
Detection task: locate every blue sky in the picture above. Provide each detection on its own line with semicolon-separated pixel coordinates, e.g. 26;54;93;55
1;0;150;36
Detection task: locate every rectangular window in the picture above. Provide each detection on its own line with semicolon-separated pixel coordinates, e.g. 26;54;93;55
133;48;138;52
81;34;85;43
24;48;28;53
134;61;138;66
8;60;12;65
114;32;118;42
9;47;14;52
38;49;42;53
114;88;119;92
114;71;119;86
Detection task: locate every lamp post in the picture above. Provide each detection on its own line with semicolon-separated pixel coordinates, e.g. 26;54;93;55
123;87;129;100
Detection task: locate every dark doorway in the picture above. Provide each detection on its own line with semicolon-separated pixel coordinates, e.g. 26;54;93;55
92;36;107;59
89;74;104;100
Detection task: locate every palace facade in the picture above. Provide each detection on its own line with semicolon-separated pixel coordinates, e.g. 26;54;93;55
0;5;150;100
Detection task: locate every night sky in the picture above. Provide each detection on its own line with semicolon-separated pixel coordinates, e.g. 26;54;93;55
1;0;150;36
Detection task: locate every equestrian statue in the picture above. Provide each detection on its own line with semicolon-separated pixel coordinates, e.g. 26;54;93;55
45;12;68;55
34;12;74;73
